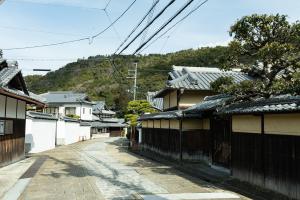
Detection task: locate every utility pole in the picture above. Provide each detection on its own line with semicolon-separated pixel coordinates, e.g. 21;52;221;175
127;62;138;100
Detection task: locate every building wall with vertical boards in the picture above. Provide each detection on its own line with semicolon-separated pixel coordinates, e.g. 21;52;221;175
231;113;300;199
0;94;26;167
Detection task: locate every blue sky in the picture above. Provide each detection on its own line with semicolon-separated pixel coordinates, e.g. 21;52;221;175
0;0;299;75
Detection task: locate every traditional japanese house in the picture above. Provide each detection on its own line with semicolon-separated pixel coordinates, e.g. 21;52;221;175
139;95;231;162
146;91;163;111
219;95;300;199
139;66;251;161
0;59;44;167
91;117;127;137
154;66;251;111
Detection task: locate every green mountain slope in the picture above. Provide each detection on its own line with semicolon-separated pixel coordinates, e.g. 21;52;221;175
25;46;237;113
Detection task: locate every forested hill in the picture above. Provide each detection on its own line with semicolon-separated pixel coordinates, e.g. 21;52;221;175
25;46;239;113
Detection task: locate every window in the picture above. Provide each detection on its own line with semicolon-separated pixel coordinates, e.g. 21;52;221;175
89;109;92;114
83;108;85;114
0;120;13;135
65;107;76;115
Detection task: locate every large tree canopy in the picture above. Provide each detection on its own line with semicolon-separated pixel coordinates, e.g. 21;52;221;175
213;14;300;99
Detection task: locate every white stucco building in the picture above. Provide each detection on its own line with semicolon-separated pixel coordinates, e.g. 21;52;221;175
40;91;94;121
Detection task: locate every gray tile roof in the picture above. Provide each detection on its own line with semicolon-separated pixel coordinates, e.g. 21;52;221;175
218;95;300;114
183;94;233;115
147;91;163;111
92;101;116;115
40;91;94;105
0;65;20;87
27;111;57;120
138;110;200;120
166;66;252;91
91;121;127;128
0;59;43;105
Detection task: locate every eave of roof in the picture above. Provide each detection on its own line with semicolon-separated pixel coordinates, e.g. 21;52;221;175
218;96;300;115
27;111;57;120
183;94;233;115
0;88;45;106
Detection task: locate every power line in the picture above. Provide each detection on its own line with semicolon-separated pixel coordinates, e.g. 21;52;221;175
113;0;160;54
116;0;176;55
2;0;138;51
138;0;209;54
133;0;195;55
104;10;122;41
140;0;157;46
104;0;113;10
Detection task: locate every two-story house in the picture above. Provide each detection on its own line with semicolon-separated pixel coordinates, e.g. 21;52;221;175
154;66;251;111
40;91;94;121
0;58;44;167
139;65;252;161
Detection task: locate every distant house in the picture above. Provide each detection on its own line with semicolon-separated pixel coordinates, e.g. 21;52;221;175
92;101;116;119
155;66;251;111
0;59;44;167
91;117;127;137
146;91;163;111
91;101;127;137
40;91;94;121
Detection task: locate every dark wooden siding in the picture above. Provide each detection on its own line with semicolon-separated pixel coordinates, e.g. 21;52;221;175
232;132;264;187
142;128;211;161
142;128;180;154
211;117;231;168
264;134;300;199
109;127;123;137
232;132;300;199
0;118;25;167
182;130;211;159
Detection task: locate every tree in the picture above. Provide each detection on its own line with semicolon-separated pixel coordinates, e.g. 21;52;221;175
125;100;156;126
214;14;300;99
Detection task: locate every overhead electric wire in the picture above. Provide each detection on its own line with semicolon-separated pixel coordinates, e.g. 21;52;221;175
137;0;209;54
104;0;113;10
104;10;122;41
139;0;157;46
116;0;176;55
2;0;137;51
133;0;195;55
113;0;160;54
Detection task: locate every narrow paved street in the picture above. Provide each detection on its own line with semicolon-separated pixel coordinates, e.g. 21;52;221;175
17;138;248;200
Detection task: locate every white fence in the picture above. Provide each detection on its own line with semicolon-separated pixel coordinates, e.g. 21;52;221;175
25;118;57;153
57;120;91;145
25;112;91;153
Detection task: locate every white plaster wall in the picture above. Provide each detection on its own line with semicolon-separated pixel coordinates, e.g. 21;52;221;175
80;126;91;140
56;120;66;145
0;95;5;117
6;97;17;118
57;103;93;121
25;119;57;153
79;105;93;121
17;100;26;119
64;122;81;145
